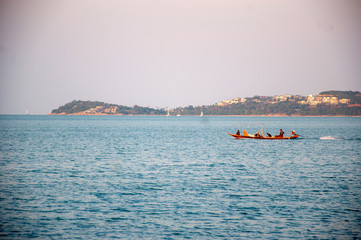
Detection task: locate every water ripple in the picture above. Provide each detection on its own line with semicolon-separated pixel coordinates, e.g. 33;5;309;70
0;115;360;239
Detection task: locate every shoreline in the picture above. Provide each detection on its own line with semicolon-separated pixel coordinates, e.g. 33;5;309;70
48;113;361;117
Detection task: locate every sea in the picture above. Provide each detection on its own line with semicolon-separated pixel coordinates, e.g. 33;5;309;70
0;115;360;239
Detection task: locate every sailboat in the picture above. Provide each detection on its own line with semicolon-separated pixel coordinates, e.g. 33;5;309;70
166;110;170;116
200;111;204;116
26;109;29;115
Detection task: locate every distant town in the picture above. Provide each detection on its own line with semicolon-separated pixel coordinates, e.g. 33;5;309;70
50;90;361;116
216;94;351;106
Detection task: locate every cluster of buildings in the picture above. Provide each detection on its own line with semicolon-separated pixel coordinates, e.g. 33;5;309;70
217;94;351;106
217;97;247;106
80;106;119;115
299;95;350;105
103;106;118;113
82;106;104;114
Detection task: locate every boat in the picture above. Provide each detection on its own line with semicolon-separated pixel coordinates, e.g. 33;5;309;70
200;111;204;116
228;132;299;140
166;110;170;116
228;124;299;140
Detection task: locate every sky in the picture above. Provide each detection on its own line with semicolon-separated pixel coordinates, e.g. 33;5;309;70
0;0;361;114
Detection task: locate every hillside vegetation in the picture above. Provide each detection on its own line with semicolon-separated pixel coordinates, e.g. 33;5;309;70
51;91;361;116
51;100;166;115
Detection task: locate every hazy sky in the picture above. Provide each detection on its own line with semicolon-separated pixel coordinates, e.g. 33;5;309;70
1;0;360;114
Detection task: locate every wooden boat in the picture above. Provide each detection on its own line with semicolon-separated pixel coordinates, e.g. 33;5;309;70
228;129;299;140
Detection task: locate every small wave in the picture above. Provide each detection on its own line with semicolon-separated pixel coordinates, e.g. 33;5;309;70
320;136;342;140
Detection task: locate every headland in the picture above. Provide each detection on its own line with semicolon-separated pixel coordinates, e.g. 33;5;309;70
50;90;361;116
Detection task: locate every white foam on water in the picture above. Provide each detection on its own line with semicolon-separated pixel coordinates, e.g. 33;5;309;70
320;136;342;140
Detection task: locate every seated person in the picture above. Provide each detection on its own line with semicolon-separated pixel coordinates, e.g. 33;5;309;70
279;129;284;137
276;129;284;137
254;131;260;137
267;133;272;137
236;130;240;135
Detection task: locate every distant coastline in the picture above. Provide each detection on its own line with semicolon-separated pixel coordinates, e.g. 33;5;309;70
48;113;361;117
50;90;361;116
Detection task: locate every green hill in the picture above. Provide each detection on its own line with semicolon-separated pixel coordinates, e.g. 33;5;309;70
50;91;361;116
51;100;166;115
175;90;361;116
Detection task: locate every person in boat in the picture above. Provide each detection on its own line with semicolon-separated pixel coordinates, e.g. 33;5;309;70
279;129;284;137
267;133;272;137
254;131;260;137
291;130;296;135
275;129;284;138
236;130;240;135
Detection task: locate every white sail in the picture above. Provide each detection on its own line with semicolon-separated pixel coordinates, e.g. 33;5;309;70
200;111;204;116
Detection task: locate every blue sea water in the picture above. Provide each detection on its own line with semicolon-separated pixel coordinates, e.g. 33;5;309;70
0;115;360;239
